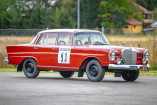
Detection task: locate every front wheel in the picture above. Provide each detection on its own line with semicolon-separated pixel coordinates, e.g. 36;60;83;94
59;71;74;78
23;59;40;78
86;60;105;82
122;70;139;81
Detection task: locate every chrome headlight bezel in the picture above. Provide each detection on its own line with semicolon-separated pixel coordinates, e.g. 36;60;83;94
108;49;115;61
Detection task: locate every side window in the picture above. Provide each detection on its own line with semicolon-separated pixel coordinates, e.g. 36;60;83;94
90;35;103;44
57;33;72;45
74;33;88;46
37;33;57;45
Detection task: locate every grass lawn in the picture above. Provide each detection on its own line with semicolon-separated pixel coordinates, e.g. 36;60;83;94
0;68;157;76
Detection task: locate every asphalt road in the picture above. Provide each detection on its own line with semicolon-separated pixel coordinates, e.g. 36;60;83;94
0;72;157;105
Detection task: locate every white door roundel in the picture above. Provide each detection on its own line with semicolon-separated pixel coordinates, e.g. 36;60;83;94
58;47;71;64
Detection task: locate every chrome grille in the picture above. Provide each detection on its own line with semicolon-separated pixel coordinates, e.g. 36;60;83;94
122;48;137;65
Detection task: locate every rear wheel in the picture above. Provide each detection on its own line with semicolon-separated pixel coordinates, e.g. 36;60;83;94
23;59;40;78
122;70;139;81
59;71;74;78
86;60;105;82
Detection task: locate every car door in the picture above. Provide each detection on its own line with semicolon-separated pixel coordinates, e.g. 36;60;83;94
33;33;57;67
52;33;75;70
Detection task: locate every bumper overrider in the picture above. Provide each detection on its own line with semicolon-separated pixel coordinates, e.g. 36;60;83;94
108;64;150;70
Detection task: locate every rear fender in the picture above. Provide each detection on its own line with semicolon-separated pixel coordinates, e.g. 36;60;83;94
17;57;37;72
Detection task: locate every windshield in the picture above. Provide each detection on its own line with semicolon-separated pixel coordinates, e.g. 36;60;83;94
74;32;109;45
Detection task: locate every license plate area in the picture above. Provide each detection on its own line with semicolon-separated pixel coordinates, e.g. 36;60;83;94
130;66;138;70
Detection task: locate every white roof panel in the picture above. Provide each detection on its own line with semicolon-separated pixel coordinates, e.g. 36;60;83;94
38;29;100;33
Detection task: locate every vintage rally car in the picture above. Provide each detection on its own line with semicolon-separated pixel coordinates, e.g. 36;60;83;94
5;29;150;82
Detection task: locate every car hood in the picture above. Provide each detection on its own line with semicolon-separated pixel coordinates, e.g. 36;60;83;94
87;45;146;53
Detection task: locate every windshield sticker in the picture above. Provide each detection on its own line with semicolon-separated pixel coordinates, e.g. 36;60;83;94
58;47;71;64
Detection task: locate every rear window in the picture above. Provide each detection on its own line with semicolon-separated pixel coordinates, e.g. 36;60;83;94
37;33;57;45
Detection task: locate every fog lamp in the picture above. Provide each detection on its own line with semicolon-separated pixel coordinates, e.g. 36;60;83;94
116;58;121;65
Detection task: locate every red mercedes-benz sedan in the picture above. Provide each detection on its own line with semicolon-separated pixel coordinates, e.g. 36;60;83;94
5;29;150;82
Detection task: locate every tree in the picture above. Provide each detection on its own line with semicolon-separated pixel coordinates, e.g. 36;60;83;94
28;3;52;29
135;0;147;8
98;0;134;28
143;0;157;11
7;7;22;28
80;0;101;28
25;0;53;29
0;0;11;29
50;0;77;28
144;0;154;11
98;0;143;28
129;1;144;22
111;11;126;28
153;8;157;22
5;0;54;29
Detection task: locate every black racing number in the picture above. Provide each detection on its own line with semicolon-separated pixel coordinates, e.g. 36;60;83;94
61;52;67;62
64;52;67;62
61;52;63;62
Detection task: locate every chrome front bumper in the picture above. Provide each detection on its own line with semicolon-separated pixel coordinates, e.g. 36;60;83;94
108;64;150;70
4;57;9;63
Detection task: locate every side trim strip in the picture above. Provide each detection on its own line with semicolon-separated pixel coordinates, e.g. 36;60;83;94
37;65;79;70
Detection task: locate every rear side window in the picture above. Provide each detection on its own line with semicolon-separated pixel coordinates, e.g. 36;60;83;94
57;33;72;46
37;33;57;45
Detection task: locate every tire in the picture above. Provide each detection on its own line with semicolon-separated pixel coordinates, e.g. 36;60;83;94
122;70;139;81
23;59;40;78
59;71;74;78
86;60;105;82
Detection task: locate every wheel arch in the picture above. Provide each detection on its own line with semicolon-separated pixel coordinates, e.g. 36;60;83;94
17;57;38;72
79;57;101;71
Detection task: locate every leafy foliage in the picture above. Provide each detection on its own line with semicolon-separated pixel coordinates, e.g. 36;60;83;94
144;0;154;11
80;0;101;28
7;7;22;28
111;11;126;28
153;8;157;22
51;0;77;28
135;0;147;8
0;0;156;29
98;0;134;28
98;0;143;28
0;0;11;29
136;0;157;11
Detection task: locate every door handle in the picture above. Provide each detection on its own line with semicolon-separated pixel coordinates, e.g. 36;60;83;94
33;47;38;49
53;48;57;50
